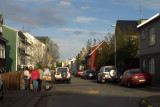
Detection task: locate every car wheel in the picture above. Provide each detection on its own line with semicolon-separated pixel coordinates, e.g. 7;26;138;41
67;80;71;84
127;81;132;88
120;80;123;86
147;83;151;86
0;86;3;100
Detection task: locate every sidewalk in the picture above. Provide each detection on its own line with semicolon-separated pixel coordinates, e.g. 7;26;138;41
140;84;160;107
0;90;43;107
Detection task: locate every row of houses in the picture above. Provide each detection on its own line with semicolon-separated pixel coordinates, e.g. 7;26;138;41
0;15;51;72
74;13;160;84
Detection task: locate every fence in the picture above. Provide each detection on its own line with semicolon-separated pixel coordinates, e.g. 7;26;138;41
1;71;25;90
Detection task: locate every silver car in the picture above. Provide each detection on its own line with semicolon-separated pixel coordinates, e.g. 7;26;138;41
97;66;118;83
0;73;3;99
54;67;71;83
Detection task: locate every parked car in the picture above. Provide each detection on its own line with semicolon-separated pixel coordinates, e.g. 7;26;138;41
83;70;96;79
54;67;71;83
0;72;3;99
74;70;83;77
120;69;152;87
97;66;118;83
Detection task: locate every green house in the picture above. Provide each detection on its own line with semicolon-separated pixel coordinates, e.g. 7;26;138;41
2;25;27;72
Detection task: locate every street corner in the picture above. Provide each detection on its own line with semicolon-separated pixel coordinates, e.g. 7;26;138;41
140;95;160;107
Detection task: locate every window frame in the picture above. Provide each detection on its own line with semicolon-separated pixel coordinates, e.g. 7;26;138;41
149;58;155;74
148;27;155;46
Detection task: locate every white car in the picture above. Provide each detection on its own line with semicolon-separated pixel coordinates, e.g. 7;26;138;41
54;67;71;83
0;73;3;99
97;66;118;83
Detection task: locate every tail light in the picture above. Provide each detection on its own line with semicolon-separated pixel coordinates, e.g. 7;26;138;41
86;73;88;76
68;71;71;74
55;70;57;75
102;74;105;77
95;73;96;75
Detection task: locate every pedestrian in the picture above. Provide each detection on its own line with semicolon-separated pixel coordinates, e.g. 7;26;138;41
38;66;44;91
31;67;40;92
23;67;31;91
43;66;51;90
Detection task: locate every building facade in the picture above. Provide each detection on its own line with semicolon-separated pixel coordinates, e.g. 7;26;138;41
0;15;8;72
86;41;109;71
137;13;160;84
2;25;27;71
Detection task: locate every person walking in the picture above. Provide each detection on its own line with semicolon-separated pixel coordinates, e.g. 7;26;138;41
44;66;51;90
31;68;40;92
38;67;44;91
24;67;31;91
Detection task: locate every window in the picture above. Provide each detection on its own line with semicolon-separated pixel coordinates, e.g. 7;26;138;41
0;44;5;59
141;30;145;39
142;59;145;68
149;27;155;46
2;45;5;58
98;48;102;53
149;58;155;74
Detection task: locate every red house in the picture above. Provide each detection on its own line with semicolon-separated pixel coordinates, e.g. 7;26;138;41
86;41;109;71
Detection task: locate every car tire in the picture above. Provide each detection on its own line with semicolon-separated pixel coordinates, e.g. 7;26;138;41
147;83;151;86
0;86;3;100
127;81;132;88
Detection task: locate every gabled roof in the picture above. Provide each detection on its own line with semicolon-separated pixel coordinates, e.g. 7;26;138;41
89;41;108;56
2;25;19;32
137;13;160;28
116;20;138;33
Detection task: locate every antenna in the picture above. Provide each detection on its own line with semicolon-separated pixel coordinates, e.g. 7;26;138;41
23;25;24;32
139;6;142;19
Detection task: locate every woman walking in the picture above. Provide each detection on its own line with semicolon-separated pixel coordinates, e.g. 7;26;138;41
44;66;51;90
24;67;31;91
31;68;40;92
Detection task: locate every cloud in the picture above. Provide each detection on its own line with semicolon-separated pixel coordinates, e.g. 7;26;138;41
74;16;98;23
59;1;71;7
111;0;160;10
52;38;85;61
59;27;107;38
81;6;90;10
0;0;79;30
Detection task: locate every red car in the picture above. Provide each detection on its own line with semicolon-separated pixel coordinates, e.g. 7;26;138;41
120;69;152;87
74;70;83;77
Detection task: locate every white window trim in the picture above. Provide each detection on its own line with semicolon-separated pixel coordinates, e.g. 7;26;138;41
149;58;155;74
149;27;155;46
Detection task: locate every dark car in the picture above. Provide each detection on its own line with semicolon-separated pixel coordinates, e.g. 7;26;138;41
83;70;96;79
120;69;152;87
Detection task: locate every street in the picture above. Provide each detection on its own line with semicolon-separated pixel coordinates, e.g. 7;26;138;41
35;75;160;107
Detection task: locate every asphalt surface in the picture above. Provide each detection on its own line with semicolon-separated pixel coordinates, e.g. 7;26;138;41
35;76;160;107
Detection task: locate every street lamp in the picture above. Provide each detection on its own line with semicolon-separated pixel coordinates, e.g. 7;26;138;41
111;25;116;67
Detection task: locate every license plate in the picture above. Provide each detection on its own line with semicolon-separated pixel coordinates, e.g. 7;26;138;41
139;79;146;82
89;73;93;76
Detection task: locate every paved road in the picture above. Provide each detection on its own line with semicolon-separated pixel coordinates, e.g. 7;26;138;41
35;76;160;107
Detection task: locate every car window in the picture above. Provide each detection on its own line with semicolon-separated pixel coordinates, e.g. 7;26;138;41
57;68;67;74
87;70;95;73
131;69;144;74
105;68;116;72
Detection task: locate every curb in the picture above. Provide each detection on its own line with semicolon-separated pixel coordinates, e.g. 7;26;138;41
140;97;153;107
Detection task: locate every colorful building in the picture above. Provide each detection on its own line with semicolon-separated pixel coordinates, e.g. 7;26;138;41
0;15;8;72
86;41;109;71
2;25;27;71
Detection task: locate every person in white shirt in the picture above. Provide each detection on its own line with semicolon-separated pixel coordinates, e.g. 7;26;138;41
24;67;31;91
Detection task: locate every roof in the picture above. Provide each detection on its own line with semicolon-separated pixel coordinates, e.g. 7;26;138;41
35;36;49;44
137;13;160;28
2;25;19;32
89;41;108;56
116;20;138;33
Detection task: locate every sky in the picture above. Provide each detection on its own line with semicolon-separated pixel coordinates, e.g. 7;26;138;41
0;0;160;61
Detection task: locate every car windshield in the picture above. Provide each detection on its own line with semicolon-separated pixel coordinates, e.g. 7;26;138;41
57;68;67;74
87;70;95;73
105;68;116;72
131;70;144;74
